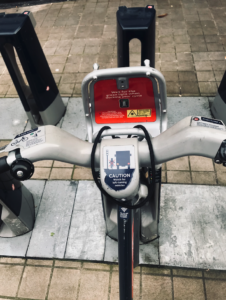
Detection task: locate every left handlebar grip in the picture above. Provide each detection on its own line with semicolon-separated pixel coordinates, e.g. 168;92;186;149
0;156;10;174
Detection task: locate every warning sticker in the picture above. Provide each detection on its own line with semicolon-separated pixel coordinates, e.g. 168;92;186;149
127;109;152;118
191;116;225;131
4;127;46;152
103;145;135;191
94;78;157;124
99;111;125;119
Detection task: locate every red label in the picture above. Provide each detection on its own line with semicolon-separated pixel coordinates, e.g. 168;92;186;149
193;117;200;121
94;78;156;124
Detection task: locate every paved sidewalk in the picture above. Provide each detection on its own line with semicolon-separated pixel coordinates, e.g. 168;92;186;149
0;0;225;98
0;257;226;300
0;0;226;299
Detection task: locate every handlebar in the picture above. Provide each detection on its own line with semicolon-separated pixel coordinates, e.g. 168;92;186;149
1;116;226;174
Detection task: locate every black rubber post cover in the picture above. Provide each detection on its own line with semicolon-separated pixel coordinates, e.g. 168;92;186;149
117;5;156;68
218;71;226;104
0;156;10;174
0;12;60;112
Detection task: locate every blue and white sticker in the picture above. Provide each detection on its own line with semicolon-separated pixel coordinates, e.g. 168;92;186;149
103;145;135;191
3;127;45;152
191;116;225;131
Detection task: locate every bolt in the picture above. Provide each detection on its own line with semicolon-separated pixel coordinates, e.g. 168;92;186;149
17;170;24;177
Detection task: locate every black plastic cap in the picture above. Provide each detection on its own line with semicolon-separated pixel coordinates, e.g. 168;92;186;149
0;156;10;174
117;5;156;29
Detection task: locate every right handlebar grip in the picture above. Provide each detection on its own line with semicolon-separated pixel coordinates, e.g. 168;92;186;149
0;156;10;174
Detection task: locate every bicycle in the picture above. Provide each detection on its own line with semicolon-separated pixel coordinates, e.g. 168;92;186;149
0;115;225;299
0;66;226;300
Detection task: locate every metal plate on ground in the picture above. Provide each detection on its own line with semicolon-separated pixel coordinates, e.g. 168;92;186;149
0;98;28;139
159;184;226;270
0;180;226;268
0;97;213;140
24;97;69;132
104;236;159;265
61;98;88;140
65;181;106;261
139;239;159;265
104;236;118;263
27;181;78;259
0;180;45;257
167;97;212;128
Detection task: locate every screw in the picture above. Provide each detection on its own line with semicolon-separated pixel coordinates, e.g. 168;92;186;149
17;170;24;177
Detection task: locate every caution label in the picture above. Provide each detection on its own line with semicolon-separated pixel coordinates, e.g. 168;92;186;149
127;109;152;118
103;145;135;191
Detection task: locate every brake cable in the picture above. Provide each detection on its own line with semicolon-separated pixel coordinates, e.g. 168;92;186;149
91;125;156;209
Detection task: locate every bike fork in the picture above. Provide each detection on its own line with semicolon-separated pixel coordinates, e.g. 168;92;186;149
118;205;140;300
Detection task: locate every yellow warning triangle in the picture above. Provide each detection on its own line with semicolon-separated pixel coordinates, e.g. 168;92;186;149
128;110;137;117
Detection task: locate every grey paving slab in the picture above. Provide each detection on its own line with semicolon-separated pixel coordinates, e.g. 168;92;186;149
0;180;45;257
159;184;226;270
24;97;69;132
27;180;78;259
1;181;226;269
0;98;27;139
104;236;159;265
61;98;87;140
0;97;214;141
65;181;106;261
104;236;118;263
208;97;215;106
139;239;159;265
167;97;212;128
